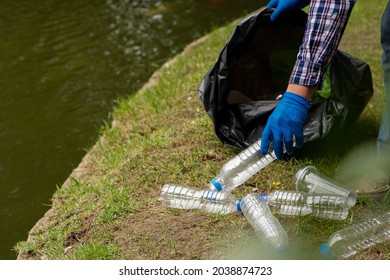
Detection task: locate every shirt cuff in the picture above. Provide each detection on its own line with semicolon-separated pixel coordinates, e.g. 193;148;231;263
289;59;323;87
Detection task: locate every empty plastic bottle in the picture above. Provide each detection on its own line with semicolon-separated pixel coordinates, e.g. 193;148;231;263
238;193;288;251
210;140;278;192
262;190;349;220
159;184;239;215
261;191;311;216
320;212;390;259
295;165;357;208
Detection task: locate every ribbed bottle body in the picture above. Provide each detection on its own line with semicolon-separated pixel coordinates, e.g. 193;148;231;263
239;193;288;250
321;212;390;259
160;184;237;215
210;141;277;192
265;190;312;216
307;195;349;220
264;190;349;220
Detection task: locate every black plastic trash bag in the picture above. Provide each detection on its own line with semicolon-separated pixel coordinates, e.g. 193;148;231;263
198;8;373;151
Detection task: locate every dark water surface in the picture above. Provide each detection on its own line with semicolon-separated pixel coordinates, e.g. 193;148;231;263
0;0;266;259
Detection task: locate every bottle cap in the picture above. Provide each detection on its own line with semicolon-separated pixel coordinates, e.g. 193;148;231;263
236;199;242;212
319;244;331;259
260;193;267;201
211;178;223;191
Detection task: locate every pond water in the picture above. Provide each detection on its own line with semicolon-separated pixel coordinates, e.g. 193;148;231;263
0;0;266;259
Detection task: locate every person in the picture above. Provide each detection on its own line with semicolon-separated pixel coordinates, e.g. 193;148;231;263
260;0;390;200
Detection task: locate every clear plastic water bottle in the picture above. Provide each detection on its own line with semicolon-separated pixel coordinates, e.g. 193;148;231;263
159;184;239;215
320;212;390;259
238;193;288;251
262;190;350;220
261;190;311;216
295;165;357;208
210;140;277;192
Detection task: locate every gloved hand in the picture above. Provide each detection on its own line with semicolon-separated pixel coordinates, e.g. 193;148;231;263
267;0;310;21
260;92;310;159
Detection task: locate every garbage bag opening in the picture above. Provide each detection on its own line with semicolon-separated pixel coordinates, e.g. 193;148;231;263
198;8;373;151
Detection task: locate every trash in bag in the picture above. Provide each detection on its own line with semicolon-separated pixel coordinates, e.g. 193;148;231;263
198;8;373;151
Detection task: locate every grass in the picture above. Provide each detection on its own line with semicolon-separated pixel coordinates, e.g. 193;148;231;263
15;0;390;260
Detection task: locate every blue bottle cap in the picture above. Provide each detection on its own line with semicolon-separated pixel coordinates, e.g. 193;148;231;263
260;193;267;201
319;244;331;259
236;199;242;212
211;178;223;191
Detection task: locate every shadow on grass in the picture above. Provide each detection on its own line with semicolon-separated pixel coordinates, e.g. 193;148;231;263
295;117;380;164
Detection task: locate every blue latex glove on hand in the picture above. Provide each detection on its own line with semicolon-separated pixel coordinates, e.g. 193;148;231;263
267;0;310;21
261;92;310;159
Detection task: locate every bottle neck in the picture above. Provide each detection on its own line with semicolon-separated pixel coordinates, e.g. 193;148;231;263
211;177;223;191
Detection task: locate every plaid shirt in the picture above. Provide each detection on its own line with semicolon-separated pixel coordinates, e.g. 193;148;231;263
289;0;356;87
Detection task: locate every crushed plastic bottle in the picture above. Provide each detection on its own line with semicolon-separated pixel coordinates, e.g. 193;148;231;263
295;165;357;208
320;212;390;259
159;184;239;215
262;190;349;220
210;140;277;192
238;193;288;251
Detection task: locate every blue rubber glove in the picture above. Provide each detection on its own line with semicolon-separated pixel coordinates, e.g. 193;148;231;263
267;0;310;21
261;92;310;159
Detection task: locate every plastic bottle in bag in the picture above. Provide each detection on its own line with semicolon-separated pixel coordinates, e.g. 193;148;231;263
159;184;238;215
238;193;288;251
263;190;350;220
210;140;277;192
320;212;390;259
295;165;357;208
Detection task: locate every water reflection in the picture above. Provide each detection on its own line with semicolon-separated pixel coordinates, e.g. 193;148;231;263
0;0;265;259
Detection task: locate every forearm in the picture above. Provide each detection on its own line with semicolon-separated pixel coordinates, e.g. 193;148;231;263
286;84;317;100
289;0;356;91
